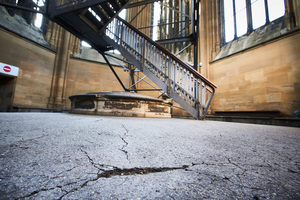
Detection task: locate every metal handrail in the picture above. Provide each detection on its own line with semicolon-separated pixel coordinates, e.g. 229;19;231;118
116;17;217;89
106;17;217;119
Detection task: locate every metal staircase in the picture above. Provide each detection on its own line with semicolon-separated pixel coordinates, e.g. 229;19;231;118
104;17;216;119
47;0;217;119
48;0;132;52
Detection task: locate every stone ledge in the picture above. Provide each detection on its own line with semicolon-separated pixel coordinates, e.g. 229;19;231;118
206;115;300;128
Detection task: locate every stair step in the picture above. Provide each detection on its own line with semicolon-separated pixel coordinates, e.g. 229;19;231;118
91;6;109;24
100;2;115;17
48;0;216;120
109;0;121;11
118;0;128;6
83;10;103;30
103;18;217;119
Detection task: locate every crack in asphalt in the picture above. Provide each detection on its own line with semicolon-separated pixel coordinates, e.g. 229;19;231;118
54;148;190;199
18;187;61;200
57;164;190;199
80;148;102;171
16;156;297;200
119;124;130;161
16;140;299;199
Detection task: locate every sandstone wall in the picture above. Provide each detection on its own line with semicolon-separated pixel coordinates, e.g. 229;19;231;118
0;29;55;108
210;32;300;116
65;58;129;109
200;0;300;117
0;28;131;110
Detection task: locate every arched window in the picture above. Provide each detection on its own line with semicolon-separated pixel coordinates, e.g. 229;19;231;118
223;0;285;43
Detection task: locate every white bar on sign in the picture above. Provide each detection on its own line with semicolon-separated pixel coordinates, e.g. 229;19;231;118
0;62;19;77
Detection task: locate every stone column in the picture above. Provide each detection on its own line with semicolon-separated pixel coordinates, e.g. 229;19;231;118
199;0;220;114
45;0;80;109
285;0;300;29
47;29;71;110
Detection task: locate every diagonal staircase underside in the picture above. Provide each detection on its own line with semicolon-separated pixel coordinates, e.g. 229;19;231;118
48;0;217;119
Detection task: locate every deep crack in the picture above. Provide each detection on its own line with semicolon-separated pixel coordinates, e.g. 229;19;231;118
97;165;189;178
58;165;189;199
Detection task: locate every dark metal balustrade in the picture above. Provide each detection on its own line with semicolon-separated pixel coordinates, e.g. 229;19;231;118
104;18;217;119
47;0;217;119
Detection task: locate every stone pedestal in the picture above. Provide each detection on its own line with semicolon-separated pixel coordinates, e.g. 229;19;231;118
69;91;172;118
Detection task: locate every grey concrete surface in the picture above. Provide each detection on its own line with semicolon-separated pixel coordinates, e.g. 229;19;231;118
0;113;299;199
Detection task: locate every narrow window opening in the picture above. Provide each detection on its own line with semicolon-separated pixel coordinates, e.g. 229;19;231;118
251;0;266;29
152;2;161;41
224;0;235;42
267;0;285;22
235;0;247;37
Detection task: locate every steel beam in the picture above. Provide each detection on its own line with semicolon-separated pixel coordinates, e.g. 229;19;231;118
0;2;46;14
102;53;128;92
129;4;148;23
156;36;193;44
129;89;163;91
48;0;110;18
104;53;133;65
193;0;200;70
161;3;190;18
138;20;191;30
126;0;162;8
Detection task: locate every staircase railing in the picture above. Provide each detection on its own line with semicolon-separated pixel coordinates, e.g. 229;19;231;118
105;17;217;119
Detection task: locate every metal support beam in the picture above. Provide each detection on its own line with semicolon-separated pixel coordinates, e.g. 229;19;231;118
138;20;191;30
156;36;193;44
126;0;162;8
175;44;192;56
161;2;190;18
0;2;46;14
129;4;148;23
101;53;128;92
48;0;110;18
129;89;163;91
104;53;133;65
170;21;192;39
128;75;146;89
193;0;200;70
129;64;137;92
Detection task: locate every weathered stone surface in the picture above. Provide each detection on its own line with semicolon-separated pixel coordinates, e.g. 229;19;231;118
0;6;48;46
69;91;172;118
0;113;299;199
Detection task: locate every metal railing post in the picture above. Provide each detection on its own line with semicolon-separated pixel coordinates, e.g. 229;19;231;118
105;17;217;119
119;20;124;51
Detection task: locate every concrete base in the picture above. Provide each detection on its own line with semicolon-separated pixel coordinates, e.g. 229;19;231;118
69;91;172;118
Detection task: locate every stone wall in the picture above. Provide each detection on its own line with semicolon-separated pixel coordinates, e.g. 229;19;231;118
0;28;55;108
210;32;300;116
65;58;129;109
200;0;300;117
0;28;131;110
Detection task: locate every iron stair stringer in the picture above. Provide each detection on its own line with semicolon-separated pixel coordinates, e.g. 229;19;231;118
103;35;199;118
47;0;216;119
47;0;134;52
103;18;217;119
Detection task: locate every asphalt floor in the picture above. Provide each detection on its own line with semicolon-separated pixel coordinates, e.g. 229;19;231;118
0;113;299;199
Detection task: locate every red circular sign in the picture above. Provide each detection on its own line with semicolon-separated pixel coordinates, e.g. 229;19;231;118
3;66;11;73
